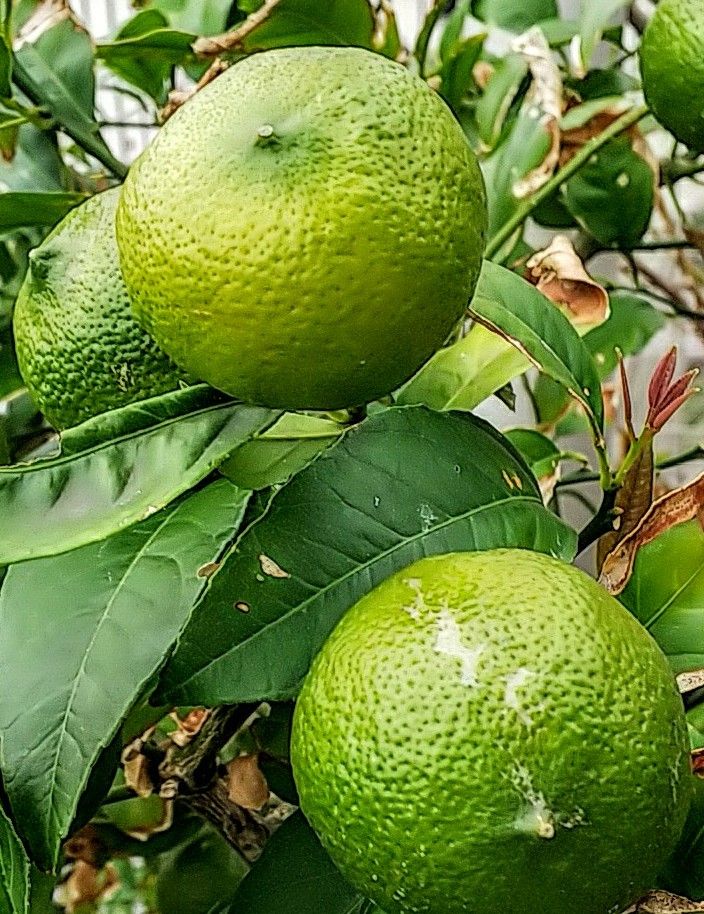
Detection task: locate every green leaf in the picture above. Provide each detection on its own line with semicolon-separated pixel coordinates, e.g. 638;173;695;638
0;477;250;870
475;53;527;150
472;0;557;31
228;812;364;913
397;322;528;411
503;428;562;481
0;803;29;914
0;125;63;192
220;413;343;490
0;191;85;234
439;34;484;115
480;87;555;239
0;386;278;565
0;35;10;100
468;260;604;434
618;520;704;676
533;291;665;431
578;0;630;71
239;0;376;52
96;11;196;103
12;19;123;176
144;0;233;35
157;406;576;705
561;137;654;248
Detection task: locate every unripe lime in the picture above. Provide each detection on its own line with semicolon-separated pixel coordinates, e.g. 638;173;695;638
291;549;691;914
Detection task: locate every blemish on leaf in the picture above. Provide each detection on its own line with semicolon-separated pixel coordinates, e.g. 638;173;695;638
419;503;438;531
258;554;290;578
502;470;515;489
196;561;220;579
433;609;485;687
235;601;250;613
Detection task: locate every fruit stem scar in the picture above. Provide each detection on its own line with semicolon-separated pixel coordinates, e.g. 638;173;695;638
255;124;279;146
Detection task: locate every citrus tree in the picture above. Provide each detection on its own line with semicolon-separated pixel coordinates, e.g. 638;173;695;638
0;1;703;912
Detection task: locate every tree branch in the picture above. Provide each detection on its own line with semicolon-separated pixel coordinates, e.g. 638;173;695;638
193;0;284;57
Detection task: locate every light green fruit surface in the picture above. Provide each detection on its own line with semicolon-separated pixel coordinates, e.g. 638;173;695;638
13;188;183;429
291;549;691;914
116;46;487;410
641;0;704;153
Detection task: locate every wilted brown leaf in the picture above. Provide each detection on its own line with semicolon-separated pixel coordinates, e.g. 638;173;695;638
227;754;270;810
121;729;156;797
169;707;210;747
526;235;609;330
635;890;704;913
56;861;119;913
599;472;704;594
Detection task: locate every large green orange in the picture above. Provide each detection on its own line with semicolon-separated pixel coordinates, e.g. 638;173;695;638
116;46;487;410
13;189;183;429
641;0;704;152
291;549;691;914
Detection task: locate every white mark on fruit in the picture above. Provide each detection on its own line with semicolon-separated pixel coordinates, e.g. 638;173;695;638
503;668;537;726
511;764;555;839
402;578;425;620
433;609;485;687
258;554;290;578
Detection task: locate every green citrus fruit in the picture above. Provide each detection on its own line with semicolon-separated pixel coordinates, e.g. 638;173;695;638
13;188;184;429
116;46;487;410
641;0;704;153
291;549;691;914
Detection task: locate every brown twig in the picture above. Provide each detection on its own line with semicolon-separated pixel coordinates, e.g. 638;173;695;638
160;0;284;122
193;0;284;57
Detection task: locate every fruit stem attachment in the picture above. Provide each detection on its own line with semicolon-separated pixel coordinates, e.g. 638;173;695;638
484;103;650;263
255;124;280;147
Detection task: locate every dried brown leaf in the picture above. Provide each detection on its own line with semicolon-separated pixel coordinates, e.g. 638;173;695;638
169;707;211;747
227;754;269;810
121;730;156;797
636;890;704;913
599;472;704;594
57;861;119;914
526;235;609;330
677;669;704;694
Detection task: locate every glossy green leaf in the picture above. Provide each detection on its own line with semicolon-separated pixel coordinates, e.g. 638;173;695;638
438;0;470;64
157;406;576;705
468;260;604;434
578;0;630;70
399;262;602;413
533;291;666;431
12;19;120;175
228;812;364;913
619;520;704;676
472;0;557;31
0;386;278;564
220;413;343;490
97;11;195;104
481;88;554;238
439;34;484;115
0;477;250;870
475;53;527;150
562;137;654;248
504;428;562;481
0;191;85;234
0;803;29;914
145;0;233;35
239;0;376;51
0;125;63;192
397;322;528;411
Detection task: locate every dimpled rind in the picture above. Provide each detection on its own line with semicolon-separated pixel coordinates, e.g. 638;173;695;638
641;0;704;153
116;46;487;410
13;189;184;429
291;549;692;914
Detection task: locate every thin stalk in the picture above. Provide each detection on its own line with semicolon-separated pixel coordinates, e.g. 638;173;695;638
485;103;650;261
557;445;704;488
11;57;128;179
